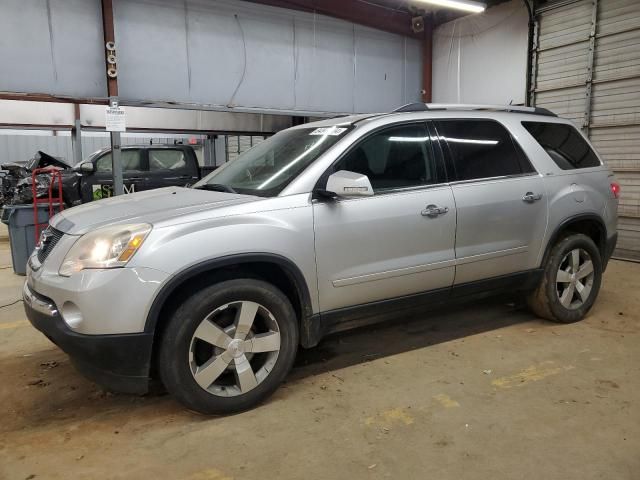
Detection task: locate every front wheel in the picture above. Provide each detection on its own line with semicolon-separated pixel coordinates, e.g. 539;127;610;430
528;233;602;323
158;279;299;414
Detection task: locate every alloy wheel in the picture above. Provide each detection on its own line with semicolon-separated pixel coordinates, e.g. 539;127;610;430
555;248;595;310
189;301;281;397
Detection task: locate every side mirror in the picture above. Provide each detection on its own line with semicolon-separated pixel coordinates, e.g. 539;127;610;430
79;161;95;173
324;170;374;198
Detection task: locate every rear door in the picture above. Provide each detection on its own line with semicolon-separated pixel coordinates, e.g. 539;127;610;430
313;122;457;313
432;119;548;284
144;148;199;190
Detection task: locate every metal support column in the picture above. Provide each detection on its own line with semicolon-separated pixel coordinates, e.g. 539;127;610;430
70;104;83;164
203;135;214;166
582;0;599;137
101;0;124;196
224;136;229;164
421;17;433;103
108;97;124;195
529;17;540;108
214;136;227;166
523;0;534;106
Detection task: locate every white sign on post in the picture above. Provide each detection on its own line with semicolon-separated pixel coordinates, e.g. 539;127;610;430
105;104;126;132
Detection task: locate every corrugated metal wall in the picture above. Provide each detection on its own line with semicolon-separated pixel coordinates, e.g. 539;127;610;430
112;0;422;115
0;134;74;165
433;0;529;105
0;133;205;165
0;0;106;97
531;0;640;260
0;0;423;116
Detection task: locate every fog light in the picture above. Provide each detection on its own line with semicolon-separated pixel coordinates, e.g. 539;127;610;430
61;302;83;329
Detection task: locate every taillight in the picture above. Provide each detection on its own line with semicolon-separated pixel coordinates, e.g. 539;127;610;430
610;182;621;199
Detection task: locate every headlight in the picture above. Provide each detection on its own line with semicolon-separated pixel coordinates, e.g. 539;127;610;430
59;224;151;277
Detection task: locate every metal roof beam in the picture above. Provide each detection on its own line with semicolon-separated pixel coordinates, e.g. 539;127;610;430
238;0;421;38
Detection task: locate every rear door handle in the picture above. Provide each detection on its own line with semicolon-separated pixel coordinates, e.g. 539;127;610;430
522;192;542;203
421;204;449;218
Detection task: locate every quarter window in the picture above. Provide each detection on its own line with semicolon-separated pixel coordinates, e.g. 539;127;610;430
435;120;533;181
522;122;601;170
333;124;439;192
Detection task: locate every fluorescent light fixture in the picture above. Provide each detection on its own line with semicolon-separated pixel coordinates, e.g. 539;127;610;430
415;0;486;13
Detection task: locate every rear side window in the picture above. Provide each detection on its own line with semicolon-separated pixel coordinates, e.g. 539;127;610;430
435;120;534;181
149;149;187;172
522;122;601;170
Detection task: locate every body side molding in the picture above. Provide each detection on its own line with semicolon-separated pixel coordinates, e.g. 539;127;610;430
306;269;544;347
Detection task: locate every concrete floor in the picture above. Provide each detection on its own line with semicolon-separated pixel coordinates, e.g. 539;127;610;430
0;242;638;480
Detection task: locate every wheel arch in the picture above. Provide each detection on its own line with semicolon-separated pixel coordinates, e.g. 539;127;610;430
542;214;607;266
145;254;316;358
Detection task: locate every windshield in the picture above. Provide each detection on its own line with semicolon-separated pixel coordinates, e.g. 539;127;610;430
193;126;351;197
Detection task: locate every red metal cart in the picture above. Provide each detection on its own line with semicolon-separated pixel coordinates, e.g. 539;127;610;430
31;167;65;242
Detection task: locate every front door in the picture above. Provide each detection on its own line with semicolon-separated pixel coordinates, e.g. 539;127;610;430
83;148;146;201
313;122;457;313
432;119;548;285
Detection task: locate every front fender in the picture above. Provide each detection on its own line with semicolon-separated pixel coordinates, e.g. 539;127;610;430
131;201;318;327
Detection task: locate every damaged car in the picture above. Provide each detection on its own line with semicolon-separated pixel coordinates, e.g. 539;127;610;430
0;151;72;206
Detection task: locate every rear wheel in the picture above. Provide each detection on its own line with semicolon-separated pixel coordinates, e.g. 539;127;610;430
528;233;602;323
158;279;298;414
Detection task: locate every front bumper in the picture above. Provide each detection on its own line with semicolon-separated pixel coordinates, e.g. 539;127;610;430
27;256;169;335
23;282;153;394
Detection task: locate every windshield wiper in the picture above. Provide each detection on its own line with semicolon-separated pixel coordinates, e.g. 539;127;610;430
193;183;237;194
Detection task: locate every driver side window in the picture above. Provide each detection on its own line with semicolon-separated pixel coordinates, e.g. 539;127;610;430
333;123;438;192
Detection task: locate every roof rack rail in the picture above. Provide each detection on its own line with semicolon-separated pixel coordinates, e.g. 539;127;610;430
392;103;557;117
393;103;431;112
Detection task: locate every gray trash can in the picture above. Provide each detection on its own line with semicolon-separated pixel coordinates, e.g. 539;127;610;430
1;204;58;275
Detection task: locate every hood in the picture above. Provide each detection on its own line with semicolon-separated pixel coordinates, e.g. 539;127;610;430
27;151;72;171
50;187;258;235
1;162;28;172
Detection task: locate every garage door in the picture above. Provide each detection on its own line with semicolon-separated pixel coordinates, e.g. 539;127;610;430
531;0;640;260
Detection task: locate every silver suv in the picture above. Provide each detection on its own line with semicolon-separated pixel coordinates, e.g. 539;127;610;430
23;104;619;414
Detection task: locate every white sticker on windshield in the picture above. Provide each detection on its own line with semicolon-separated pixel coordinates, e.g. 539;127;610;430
310;127;347;136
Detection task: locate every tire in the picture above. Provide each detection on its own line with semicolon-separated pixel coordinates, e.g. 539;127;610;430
528;233;602;323
158;278;298;414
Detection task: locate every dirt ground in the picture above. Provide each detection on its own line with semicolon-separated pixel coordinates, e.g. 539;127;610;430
0;242;638;480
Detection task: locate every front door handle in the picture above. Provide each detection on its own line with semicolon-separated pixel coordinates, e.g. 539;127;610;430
421;204;449;218
522;192;542;203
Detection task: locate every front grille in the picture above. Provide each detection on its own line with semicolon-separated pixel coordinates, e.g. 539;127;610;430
36;227;64;264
